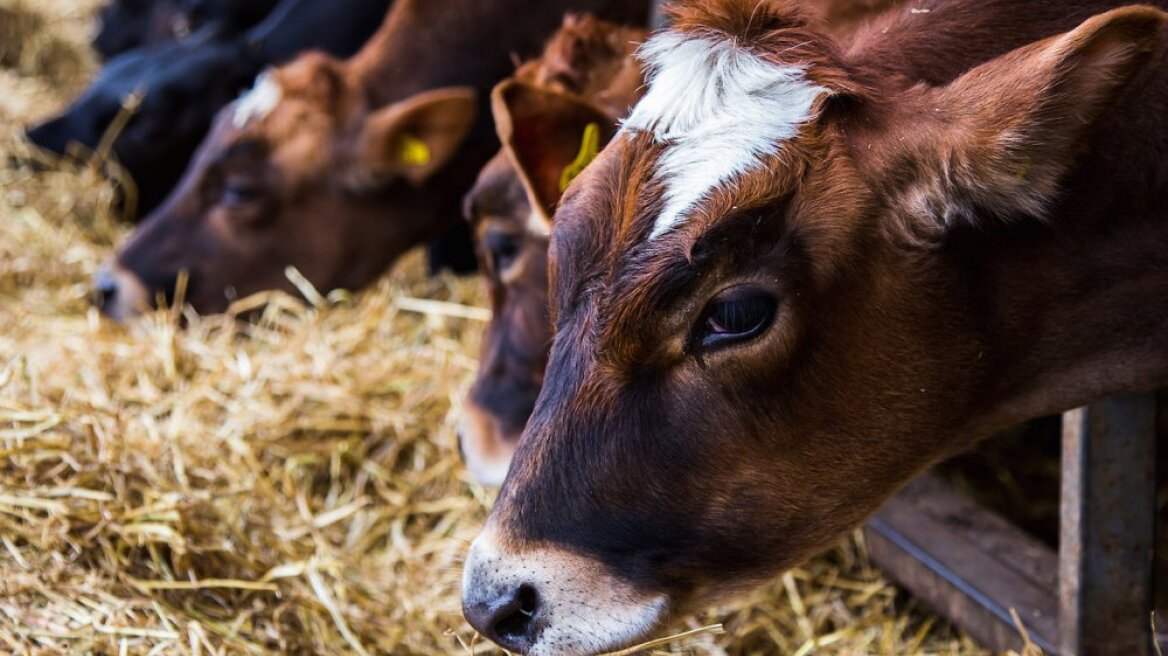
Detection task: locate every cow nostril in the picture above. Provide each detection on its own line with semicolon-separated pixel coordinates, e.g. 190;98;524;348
94;270;118;310
456;431;468;464
494;584;539;642
464;583;541;651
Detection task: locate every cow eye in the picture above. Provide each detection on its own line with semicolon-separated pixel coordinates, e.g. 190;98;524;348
484;230;520;274
695;288;778;350
221;179;262;208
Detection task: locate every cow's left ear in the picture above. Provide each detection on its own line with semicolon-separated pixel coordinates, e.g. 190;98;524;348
492;80;616;227
359;87;477;186
909;6;1165;227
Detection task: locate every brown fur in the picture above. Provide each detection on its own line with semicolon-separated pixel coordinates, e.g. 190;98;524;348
460;16;647;482
471;0;1168;650
104;0;651;317
459;2;907;487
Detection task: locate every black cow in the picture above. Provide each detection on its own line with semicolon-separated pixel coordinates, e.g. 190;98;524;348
93;0;165;59
28;0;394;218
93;0;282;61
30;32;258;217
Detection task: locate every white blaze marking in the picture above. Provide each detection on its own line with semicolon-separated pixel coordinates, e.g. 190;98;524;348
622;31;830;240
233;72;282;128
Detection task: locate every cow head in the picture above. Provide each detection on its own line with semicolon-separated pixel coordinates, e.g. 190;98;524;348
27;33;260;218
176;0;282;37
93;0;174;59
459;15;644;485
460;85;615;485
92;0;277;60
96;52;477;320
462;2;1166;653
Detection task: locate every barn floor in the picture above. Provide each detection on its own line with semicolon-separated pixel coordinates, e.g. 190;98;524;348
0;1;1014;654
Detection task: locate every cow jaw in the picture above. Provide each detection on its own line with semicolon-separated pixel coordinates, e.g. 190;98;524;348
457;399;515;486
462;528;668;655
94;260;150;322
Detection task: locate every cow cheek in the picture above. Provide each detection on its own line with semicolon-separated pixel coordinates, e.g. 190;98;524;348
207;208;250;253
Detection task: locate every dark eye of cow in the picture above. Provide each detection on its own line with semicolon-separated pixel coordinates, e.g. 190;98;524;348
221;179;262;208
694;288;778;350
484;230;520;274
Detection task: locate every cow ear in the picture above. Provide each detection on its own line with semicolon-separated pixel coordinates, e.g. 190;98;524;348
360;87;477;186
492;80;616;227
909;6;1164;228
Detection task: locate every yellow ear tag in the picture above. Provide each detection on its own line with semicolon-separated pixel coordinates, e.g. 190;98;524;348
558;122;601;192
1015;153;1032;181
397;134;432;167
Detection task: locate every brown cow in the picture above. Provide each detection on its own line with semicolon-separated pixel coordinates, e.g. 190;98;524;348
458;2;902;485
95;0;651;320
462;0;1168;653
460;15;647;485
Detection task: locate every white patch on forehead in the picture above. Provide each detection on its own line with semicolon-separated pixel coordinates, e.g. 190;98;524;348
233;72;282;128
621;31;830;240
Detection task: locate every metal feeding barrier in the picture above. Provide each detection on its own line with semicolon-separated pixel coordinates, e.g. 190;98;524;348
865;394;1161;655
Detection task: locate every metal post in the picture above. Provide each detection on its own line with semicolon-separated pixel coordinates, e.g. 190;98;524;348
1059;393;1158;656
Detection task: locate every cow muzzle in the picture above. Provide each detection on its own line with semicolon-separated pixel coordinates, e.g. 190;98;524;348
457;398;519;486
93;260;149;322
462;528;667;655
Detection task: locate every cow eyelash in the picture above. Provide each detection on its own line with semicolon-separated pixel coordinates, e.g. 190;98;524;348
690;288;778;353
221;181;262;207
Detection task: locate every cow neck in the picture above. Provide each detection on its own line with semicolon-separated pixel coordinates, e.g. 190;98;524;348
954;200;1168;436
345;0;649;107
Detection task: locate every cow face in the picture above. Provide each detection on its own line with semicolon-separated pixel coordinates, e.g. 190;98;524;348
26;34;259;218
460;151;551;485
460;83;618;485
458;15;646;485
97;53;476;319
176;0;282;36
462;3;1166;653
92;0;277;60
93;0;174;59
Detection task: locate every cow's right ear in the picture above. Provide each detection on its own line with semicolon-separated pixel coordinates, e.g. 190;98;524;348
900;6;1164;234
492;80;616;229
359;87;477;187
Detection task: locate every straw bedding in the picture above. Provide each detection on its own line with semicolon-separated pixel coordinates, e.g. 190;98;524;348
0;1;1032;653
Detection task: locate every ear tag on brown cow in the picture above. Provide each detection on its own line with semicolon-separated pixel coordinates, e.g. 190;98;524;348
1015;153;1032;180
559;122;601;192
397;134;432;167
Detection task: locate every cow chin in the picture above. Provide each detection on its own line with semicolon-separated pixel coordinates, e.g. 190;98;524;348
462;528;668;655
457;399;518;486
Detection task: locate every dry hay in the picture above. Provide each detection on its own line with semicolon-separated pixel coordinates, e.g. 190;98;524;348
0;3;1034;655
0;0;88;89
